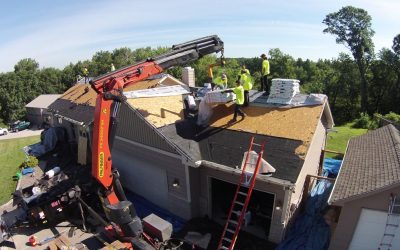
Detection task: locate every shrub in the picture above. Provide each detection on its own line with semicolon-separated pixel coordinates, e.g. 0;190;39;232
352;113;371;129
384;112;400;124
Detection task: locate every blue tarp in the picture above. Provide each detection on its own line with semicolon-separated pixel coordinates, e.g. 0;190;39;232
322;158;342;177
126;191;186;232
276;158;341;250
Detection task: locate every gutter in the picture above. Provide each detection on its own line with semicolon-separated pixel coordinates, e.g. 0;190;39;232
327;139;349;206
196;160;295;188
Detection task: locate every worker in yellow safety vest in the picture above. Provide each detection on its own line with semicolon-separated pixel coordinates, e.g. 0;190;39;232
82;67;89;83
223;80;246;121
260;53;270;95
213;73;228;90
239;69;253;107
240;65;250;75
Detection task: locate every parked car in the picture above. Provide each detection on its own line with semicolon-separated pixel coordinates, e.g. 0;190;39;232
10;120;30;132
0;127;8;136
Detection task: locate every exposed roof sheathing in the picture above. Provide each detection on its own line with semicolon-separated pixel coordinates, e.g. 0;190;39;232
207;102;324;156
329;125;400;205
209;103;323;142
49;76;181;124
127;95;184;128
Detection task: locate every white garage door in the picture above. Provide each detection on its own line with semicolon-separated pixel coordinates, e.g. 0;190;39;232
349;208;400;250
112;149;169;209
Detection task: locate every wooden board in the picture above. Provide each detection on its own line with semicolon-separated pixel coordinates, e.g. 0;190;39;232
127;95;184;128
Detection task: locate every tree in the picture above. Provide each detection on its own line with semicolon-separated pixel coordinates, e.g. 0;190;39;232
14;58;39;73
393;34;400;55
323;6;375;112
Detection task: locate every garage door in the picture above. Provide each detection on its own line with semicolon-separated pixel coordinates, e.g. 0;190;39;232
349;208;400;250
112;148;169;209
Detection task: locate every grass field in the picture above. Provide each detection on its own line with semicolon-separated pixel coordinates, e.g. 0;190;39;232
325;123;368;159
0;136;40;205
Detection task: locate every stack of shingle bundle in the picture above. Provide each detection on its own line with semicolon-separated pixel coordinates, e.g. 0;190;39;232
266;78;300;104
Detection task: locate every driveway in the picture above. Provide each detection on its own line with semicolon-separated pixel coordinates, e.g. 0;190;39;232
0;128;43;140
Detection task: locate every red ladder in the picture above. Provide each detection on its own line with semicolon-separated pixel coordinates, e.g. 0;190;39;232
217;136;265;250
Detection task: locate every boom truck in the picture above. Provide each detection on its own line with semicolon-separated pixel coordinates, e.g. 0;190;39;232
0;35;224;249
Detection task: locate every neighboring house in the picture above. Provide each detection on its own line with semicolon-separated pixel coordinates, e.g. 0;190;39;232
25;94;61;127
328;124;400;250
49;74;334;243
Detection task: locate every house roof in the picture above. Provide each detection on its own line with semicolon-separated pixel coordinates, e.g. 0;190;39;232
159;121;305;182
208;103;324;153
329;124;400;205
26;94;61;109
51;74;332;183
48;75;183;124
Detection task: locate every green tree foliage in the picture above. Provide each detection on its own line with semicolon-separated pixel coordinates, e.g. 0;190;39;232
1;30;400;127
323;6;375;112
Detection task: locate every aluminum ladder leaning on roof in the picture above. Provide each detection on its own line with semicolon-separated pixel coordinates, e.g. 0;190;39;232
217;136;266;250
378;194;400;249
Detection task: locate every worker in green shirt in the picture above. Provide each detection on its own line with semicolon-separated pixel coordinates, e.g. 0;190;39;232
223;80;246;121
239;69;253;107
260;53;270;95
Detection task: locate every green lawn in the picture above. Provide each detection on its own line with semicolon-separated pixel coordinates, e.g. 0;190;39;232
325;123;368;159
0;136;40;205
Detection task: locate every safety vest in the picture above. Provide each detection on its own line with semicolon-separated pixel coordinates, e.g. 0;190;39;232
214;76;228;89
83;68;89;76
233;85;244;105
262;59;270;76
240;73;253;91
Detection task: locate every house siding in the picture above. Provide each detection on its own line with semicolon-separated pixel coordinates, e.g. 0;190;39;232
291;120;326;207
329;186;400;250
27;107;54;127
116;102;177;154
198;166;286;243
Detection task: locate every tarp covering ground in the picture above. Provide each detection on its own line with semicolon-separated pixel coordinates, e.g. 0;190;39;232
276;158;342;250
126;191;186;232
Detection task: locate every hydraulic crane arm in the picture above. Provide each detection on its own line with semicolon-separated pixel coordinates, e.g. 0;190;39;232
90;35;223;190
88;35;223;241
207;58;226;80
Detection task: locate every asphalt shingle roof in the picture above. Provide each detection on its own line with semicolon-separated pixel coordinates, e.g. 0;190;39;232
159;120;305;183
330;124;400;205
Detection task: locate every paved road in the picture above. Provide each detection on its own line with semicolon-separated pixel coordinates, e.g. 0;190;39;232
0;128;43;140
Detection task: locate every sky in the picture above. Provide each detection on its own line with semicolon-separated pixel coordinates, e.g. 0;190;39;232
0;0;399;73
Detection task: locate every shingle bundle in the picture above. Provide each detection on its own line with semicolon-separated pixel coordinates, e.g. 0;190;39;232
267;78;300;104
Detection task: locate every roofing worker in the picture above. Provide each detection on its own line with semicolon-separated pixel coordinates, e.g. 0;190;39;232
241;65;250;76
239;69;253;107
223;80;246;121
260;53;270;95
213;73;228;90
110;63;116;71
82;67;89;83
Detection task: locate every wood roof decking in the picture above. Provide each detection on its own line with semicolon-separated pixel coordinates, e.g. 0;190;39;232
208;102;324;156
49;76;181;124
127;95;184;128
